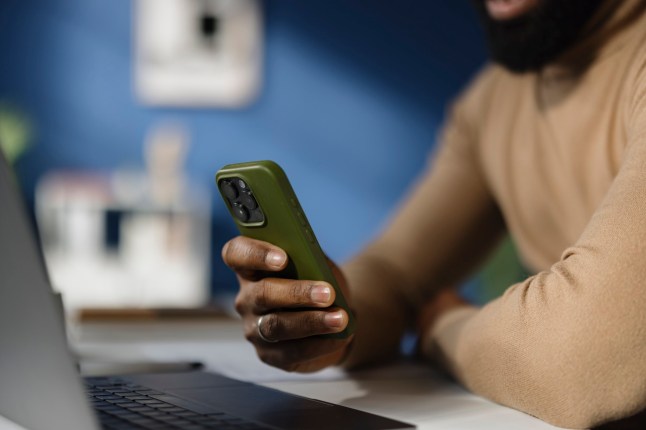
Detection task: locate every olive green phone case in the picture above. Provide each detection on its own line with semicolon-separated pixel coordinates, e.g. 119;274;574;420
216;160;355;339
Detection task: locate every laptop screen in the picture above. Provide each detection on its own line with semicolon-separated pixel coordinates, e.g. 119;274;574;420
0;152;98;430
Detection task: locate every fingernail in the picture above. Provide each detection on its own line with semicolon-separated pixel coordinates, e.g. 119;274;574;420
267;251;286;268
311;285;331;304
324;311;345;329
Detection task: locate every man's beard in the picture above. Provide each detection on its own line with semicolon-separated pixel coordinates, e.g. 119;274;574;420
472;0;604;73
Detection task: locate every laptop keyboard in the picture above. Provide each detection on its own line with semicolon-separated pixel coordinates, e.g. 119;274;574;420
85;377;274;430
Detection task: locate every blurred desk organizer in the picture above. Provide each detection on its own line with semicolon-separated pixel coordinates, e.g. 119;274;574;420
35;139;210;313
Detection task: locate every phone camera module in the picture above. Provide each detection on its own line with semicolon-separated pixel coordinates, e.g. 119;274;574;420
219;176;264;224
232;203;250;222
220;180;238;200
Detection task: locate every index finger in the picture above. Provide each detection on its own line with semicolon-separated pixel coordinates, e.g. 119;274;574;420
222;236;288;273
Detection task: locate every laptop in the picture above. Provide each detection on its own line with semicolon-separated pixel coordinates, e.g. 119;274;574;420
0;152;414;430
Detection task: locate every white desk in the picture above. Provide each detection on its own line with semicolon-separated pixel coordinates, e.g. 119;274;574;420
0;318;559;430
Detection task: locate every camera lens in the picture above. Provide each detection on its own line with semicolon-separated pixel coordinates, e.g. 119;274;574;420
220;180;238;200
237;179;248;190
232;203;250;222
239;192;258;210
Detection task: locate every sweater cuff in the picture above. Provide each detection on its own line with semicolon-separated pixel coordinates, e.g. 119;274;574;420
420;305;478;370
433;305;478;336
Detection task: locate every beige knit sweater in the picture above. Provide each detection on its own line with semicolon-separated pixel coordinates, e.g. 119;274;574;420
342;1;646;428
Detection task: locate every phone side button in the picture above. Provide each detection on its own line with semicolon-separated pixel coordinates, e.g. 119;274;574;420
296;210;308;226
304;227;316;243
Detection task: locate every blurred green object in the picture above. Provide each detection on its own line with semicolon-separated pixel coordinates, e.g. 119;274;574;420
0;103;33;164
478;235;531;302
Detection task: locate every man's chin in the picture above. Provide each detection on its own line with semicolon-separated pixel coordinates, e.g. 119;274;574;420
485;0;541;21
473;0;604;73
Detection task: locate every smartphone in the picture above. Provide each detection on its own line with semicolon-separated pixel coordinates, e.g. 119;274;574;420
216;160;355;339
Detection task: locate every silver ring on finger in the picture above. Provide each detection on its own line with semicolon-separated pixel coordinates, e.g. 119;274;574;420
257;314;279;343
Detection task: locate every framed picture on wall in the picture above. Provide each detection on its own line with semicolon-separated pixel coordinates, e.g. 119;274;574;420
134;0;263;108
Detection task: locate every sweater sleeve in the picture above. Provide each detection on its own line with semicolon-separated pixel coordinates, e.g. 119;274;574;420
343;68;507;368
422;64;646;430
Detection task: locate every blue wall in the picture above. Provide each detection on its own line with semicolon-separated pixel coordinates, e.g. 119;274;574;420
0;0;486;293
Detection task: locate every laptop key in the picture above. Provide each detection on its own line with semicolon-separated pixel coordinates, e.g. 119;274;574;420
136;390;164;395
97;395;123;400
136;399;165;404
106;398;131;404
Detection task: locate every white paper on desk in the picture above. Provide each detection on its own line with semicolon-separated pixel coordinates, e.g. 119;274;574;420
77;335;443;384
77;338;347;382
138;339;451;384
180;339;349;382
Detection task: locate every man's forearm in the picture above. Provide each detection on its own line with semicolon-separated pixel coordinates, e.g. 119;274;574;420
419;272;646;429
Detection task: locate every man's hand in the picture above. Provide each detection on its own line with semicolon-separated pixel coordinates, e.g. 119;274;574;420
222;236;354;373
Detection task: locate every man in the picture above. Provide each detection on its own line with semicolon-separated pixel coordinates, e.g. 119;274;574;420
222;0;646;428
